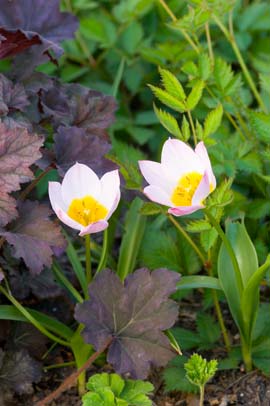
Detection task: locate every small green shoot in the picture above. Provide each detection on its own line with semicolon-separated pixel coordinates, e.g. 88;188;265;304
184;353;218;406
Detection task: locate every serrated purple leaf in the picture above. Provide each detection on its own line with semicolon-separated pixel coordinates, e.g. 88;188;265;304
1;200;66;274
0;349;41;395
0;74;29;116
0;122;43;225
75;268;180;379
55;126;116;177
0;0;78;59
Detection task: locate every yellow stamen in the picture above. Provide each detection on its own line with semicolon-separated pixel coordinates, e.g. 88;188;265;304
67;195;108;226
171;172;203;206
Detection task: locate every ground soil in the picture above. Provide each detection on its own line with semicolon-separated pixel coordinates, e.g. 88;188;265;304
8;293;270;405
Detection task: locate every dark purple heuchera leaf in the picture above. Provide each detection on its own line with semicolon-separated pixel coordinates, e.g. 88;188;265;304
6;266;63;300
0;74;29;116
0;122;43;225
1;200;66;275
75;268;180;379
55;126;116;177
0;349;41;394
41;82;117;130
0;0;78;59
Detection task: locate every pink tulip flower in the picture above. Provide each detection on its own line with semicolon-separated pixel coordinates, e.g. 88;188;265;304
49;163;120;236
139;139;216;216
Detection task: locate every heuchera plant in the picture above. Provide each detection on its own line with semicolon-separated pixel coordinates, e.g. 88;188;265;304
0;1;182;403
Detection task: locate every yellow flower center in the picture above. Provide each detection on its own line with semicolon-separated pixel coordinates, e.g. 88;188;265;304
67;195;108;226
171;172;203;206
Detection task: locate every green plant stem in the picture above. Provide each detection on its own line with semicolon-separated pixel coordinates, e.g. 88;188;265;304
186;110;197;145
212;289;231;352
199;385;204;406
52;262;83;303
168;215;206;264
85;234;92;284
112;57;125;98
205;22;214;65
241;338;252;372
207;250;231;352
158;0;200;53
19;166;53;201
199;385;205;406
96;228;108;275
44;361;76;371
204;209;243;293
212;14;266;112
0;285;71;348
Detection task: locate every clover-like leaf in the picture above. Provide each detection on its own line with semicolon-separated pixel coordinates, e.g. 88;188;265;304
0;122;43;225
0;349;42;395
55;126;116;177
0;0;78;59
1;200;66;274
75;268;180;379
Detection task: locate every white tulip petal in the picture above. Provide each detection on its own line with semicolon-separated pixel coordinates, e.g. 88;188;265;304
161;138;204;177
99;170;120;211
79;220;109;236
48;181;68;212
106;189;121;219
61;162;101;205
54;204;82;231
192;171;211;206
139;160;176;193
195;141;216;189
144;185;172;207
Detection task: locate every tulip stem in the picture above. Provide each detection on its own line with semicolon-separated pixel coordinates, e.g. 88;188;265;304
85;234;92;284
96;228;108;275
168;215;206;264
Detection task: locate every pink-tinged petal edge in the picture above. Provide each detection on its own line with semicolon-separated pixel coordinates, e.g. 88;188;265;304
168;205;203;217
195;141;216;190
79;220;109;236
55;205;82;232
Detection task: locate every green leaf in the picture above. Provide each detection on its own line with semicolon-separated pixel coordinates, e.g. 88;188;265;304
82;388;116;406
120;21;143;54
196;313;221;349
218;221;258;339
140;202;163;216
139;227;200;275
248;111;270;143
181;115;191;141
204;104;223;138
186;219;212;233
117;198;147;280
252;338;270;375
153;104;182;138
177;276;222;291
241;256;270;341
148;85;186;112
200;228;218;252
121;380;153;406
186;80;204;110
163;356;199;393
0;305;73;340
171;327;200;350
158;67;186;100
198;53;211;80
